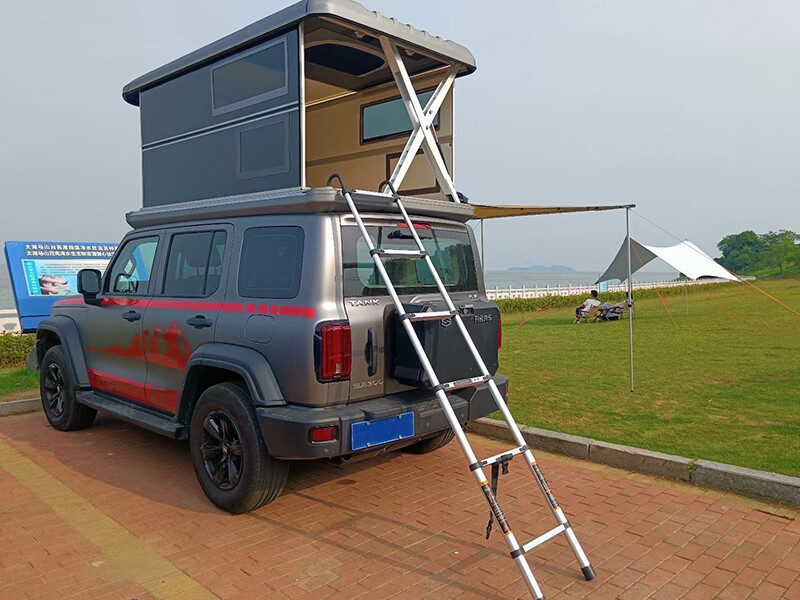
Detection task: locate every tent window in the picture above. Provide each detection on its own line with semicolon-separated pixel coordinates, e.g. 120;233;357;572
361;89;440;144
237;117;290;179
211;38;288;115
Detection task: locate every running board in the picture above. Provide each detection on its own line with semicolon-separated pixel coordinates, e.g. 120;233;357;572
76;390;186;440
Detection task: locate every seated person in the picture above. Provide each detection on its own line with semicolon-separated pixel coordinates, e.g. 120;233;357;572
598;300;627;321
574;290;601;323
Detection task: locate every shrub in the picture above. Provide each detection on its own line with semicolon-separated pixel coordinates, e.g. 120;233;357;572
0;332;36;369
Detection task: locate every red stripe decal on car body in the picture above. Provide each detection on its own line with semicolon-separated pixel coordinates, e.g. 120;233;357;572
102;298;148;307
86;322;191;372
55;297;316;318
86;369;179;413
53;297;86;307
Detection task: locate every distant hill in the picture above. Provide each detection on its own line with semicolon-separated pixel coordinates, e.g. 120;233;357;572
507;265;576;273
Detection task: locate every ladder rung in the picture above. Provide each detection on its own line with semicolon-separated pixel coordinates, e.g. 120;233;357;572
472;444;529;470
520;525;567;554
435;375;490;393
402;310;456;322
371;248;427;258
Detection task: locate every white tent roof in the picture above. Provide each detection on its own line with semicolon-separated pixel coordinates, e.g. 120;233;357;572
598;238;739;283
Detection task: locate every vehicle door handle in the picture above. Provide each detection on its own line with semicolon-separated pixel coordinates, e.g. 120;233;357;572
122;310;141;322
187;315;213;329
366;327;378;377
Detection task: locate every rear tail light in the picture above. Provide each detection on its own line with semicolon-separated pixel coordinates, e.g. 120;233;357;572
498;313;502;349
316;322;352;381
309;425;339;443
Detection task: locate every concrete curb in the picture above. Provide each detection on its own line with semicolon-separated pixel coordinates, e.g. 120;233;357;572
692;460;800;506
0;398;41;417
467;417;800;507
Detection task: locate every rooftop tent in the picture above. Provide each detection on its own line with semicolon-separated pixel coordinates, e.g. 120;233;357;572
598;238;739;283
123;0;476;207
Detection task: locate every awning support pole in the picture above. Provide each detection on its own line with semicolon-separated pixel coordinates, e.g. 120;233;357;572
481;218;485;271
626;208;634;392
379;36;460;201
685;281;689;314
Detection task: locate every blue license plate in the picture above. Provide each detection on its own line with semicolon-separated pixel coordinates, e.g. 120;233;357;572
351;412;414;451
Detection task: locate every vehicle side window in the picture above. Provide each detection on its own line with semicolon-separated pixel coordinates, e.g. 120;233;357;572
163;231;227;297
238;226;303;299
106;237;159;295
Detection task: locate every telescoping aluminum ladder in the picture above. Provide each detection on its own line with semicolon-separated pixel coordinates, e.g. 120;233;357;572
327;175;596;600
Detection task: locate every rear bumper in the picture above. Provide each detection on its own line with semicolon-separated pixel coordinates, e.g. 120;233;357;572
256;375;507;459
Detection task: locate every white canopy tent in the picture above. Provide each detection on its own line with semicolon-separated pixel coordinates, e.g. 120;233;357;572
597;230;740;392
598;239;740;284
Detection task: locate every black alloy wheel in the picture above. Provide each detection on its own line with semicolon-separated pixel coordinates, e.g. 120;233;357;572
39;345;96;431
201;411;244;491
190;382;289;513
43;362;66;418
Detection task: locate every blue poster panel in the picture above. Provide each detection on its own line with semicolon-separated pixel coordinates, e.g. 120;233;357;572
4;241;117;332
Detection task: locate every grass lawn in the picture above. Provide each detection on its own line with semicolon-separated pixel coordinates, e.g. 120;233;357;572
0;367;39;402
499;279;800;477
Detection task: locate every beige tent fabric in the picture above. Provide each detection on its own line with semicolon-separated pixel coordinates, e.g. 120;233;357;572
470;204;634;220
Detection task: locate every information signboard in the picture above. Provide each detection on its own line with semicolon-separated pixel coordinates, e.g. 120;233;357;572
4;241;117;332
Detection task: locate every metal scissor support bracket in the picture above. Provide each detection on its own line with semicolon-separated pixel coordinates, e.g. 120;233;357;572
378;36;461;202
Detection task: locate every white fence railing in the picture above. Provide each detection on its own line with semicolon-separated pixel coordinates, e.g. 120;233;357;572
486;278;732;300
0;276;741;330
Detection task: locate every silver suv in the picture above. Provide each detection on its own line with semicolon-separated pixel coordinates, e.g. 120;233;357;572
36;188;506;513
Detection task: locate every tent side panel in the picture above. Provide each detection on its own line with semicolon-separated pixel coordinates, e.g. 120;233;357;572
139;28;302;207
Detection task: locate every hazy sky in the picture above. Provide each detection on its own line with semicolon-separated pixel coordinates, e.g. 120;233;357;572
1;0;798;271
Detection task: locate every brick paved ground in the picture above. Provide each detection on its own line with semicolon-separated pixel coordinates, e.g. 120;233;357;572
0;413;798;600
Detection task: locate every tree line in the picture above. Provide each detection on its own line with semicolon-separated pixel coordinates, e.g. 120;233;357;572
717;230;799;276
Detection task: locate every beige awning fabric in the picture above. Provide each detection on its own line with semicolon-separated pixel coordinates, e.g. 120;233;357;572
470;204;635;220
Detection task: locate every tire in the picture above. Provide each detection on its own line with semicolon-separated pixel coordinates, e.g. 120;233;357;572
190;382;289;513
403;427;456;454
40;345;97;431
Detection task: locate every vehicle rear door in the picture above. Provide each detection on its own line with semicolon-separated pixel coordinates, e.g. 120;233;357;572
142;225;231;414
82;234;161;403
341;216;480;402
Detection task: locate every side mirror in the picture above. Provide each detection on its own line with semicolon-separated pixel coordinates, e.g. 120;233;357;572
77;269;102;306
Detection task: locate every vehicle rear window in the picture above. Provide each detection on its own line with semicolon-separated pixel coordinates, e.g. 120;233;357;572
238;226;304;299
342;224;477;297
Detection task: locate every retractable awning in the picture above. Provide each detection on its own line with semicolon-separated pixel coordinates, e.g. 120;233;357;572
470;204;634;220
